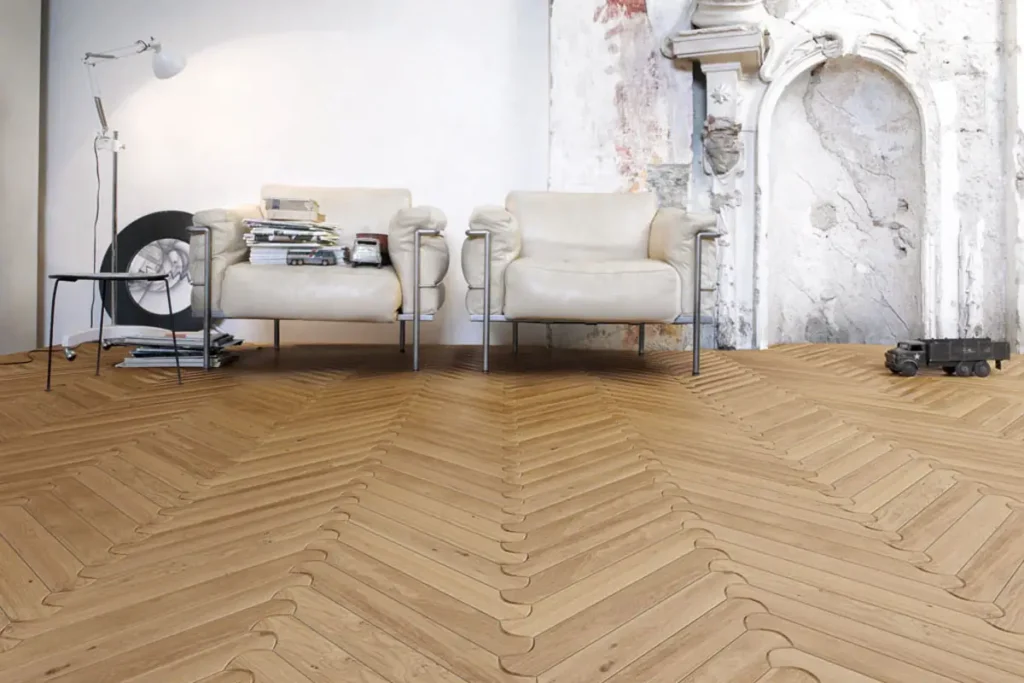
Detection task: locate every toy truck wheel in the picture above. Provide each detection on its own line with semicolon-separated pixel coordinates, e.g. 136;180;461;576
955;362;973;377
898;361;918;377
973;361;991;378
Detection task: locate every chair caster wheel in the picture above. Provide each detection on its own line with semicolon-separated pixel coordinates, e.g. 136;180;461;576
64;348;77;362
102;341;114;351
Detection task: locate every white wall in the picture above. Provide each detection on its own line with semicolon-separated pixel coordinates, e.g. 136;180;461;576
0;0;42;354
44;0;549;346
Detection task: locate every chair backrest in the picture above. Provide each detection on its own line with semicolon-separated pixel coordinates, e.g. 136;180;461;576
506;191;658;261
260;184;411;239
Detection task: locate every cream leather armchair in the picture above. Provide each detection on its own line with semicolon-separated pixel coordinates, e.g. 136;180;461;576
188;184;449;370
461;191;720;373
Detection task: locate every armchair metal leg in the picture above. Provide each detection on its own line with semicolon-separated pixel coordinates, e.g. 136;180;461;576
638;324;645;356
512;322;519;356
399;321;406;353
272;319;280;352
466;228;493;373
187;224;213;371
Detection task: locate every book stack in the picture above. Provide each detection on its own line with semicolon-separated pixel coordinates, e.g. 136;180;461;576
114;331;243;369
242;218;346;266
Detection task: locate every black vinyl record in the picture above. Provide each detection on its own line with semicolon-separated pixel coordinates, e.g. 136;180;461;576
100;210;204;332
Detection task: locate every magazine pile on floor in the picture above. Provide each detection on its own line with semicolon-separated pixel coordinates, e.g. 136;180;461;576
243;218;349;266
115;330;243;368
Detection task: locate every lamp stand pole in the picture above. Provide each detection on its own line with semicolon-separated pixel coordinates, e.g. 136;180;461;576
109;128;119;326
57;38;189;361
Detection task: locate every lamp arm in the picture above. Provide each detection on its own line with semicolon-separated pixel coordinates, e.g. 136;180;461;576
83;38;157;65
82;38;162;135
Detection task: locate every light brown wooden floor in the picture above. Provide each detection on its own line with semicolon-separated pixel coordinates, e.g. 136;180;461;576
1;342;1024;682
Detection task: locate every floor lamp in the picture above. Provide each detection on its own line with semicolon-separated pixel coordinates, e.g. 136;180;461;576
60;38;187;360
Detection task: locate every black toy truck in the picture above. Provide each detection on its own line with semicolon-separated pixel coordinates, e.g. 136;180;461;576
885;338;1010;378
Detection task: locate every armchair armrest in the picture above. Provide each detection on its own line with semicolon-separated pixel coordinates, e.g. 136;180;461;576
388;205;449;315
461;206;522;315
188;204;261;317
648;208;719;317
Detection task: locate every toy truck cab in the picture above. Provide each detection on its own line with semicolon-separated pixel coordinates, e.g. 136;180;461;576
885;337;1010;378
885;341;926;377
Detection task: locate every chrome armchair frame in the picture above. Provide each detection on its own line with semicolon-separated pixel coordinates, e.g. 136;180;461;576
187;226;442;371
464;229;721;375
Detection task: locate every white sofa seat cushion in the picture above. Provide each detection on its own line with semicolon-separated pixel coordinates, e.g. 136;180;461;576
503;258;682;323
219;263;402;322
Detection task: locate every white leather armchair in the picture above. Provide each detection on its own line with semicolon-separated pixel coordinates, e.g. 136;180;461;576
461;191;719;373
188;184;450;370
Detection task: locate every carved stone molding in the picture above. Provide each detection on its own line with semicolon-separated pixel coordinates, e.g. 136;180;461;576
691;0;769;29
662;23;765;349
759;21;918;84
662;24;766;69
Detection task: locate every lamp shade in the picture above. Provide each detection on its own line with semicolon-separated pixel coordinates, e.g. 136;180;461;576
151;45;186;79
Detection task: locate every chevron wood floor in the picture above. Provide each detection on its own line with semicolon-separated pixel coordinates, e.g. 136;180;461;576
1;341;1024;682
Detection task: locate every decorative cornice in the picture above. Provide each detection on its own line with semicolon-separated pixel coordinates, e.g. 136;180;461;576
662;24;766;70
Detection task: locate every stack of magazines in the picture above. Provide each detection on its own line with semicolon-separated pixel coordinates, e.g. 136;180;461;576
114;331;243;369
242;218;347;266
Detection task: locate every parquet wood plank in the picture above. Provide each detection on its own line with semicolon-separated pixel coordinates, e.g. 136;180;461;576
2;343;1024;683
232;651;314;683
301;560;531;683
535;571;741;683
282;586;468;683
2;572;307;683
312;539;531;656
0;505;81;593
256;615;390;682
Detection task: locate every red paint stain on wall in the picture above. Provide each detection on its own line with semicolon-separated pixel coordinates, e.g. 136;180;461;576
594;0;647;23
607;0;647;17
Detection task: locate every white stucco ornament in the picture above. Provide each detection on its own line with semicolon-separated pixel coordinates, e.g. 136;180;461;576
691;0;769;28
759;15;919;84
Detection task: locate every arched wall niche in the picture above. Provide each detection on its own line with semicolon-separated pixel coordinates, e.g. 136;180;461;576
751;21;958;349
764;55;923;345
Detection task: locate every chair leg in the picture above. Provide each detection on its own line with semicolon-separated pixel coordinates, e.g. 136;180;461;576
96;280;107;376
166;280;183;385
45;281;60;392
638;324;645;356
512;322;519;356
273;319;280;352
399;321;406;353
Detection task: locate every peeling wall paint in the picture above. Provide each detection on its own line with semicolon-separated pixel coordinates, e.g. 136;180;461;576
548;0;695;350
551;0;1016;351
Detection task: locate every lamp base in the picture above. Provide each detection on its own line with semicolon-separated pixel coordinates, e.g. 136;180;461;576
61;324;181;360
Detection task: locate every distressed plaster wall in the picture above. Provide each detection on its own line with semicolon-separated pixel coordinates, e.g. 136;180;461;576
766;57;924;345
552;0;1014;350
548;0;698;350
761;0;1007;343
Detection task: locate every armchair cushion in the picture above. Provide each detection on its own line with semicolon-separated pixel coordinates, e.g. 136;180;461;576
503;258;681;323
648;208;718;316
462;206;521;315
507;191;658;261
189;204;262;317
220;263;401;322
388;206;449;315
